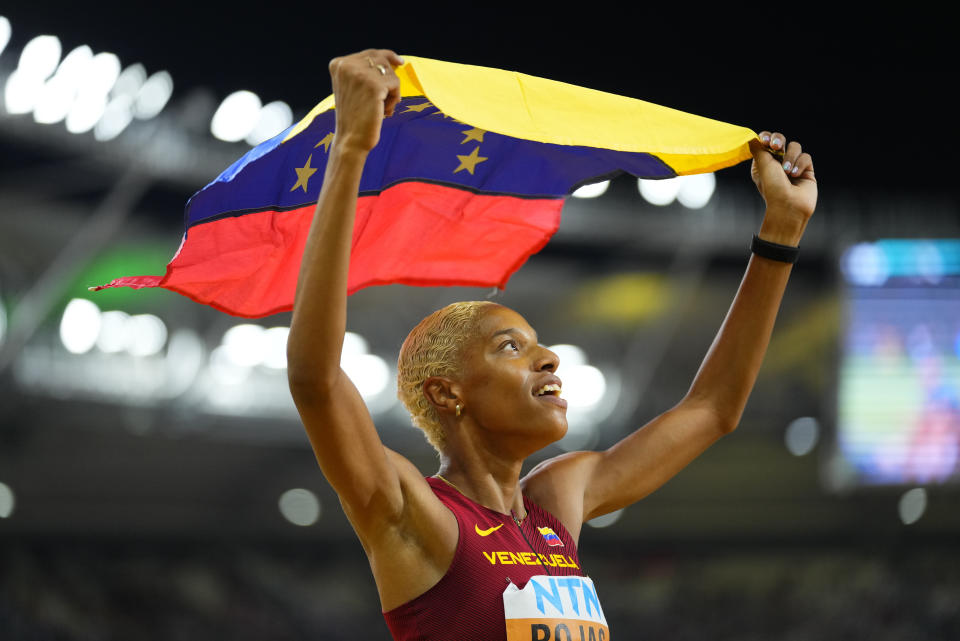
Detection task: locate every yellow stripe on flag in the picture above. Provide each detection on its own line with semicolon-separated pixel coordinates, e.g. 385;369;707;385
285;55;755;175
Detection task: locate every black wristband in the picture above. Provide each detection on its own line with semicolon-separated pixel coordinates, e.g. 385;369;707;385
751;234;799;264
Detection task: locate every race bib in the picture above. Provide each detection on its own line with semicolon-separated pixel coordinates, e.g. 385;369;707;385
503;575;609;640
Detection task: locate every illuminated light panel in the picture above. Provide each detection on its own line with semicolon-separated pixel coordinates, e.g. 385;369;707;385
586;508;623;529
261;327;290;369
164;329;206;397
93;94;134;140
0;16;11;59
842;240;960;287
210;90;261;142
562;364;606;409
246;100;293;146
842;243;890;286
125;314;167;357
342;332;369;359
342;353;390;399
898;487;927;525
32;45;92;124
638;177;680;206
221;323;266;367
914;242;945;284
208;345;251;385
571;180;609;199
278;488;321;526
676;172;716;209
785;417;820;457
86;52;121;95
17;34;61;81
59;298;101;354
0;481;14;518
33;74;76;124
4;69;44;114
549;344;616;453
547;344;587;369
112;63;146;99
336;331;389;399
95;310;131;353
837;239;960;486
55;45;94;84
134;70;172;119
66;91;107;134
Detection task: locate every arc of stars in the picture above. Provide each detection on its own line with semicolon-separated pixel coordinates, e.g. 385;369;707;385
315;132;334;152
402;101;434;113
290;154;317;193
454;146;488;175
460;127;486;144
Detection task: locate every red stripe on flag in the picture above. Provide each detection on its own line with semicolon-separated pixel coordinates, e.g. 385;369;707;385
98;182;563;318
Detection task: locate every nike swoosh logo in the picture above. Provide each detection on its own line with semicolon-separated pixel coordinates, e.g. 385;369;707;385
475;523;504;537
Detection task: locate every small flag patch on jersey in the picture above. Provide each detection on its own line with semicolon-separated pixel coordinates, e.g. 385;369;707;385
538;527;564;547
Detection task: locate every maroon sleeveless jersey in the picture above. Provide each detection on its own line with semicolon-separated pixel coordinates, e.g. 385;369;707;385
383;476;587;641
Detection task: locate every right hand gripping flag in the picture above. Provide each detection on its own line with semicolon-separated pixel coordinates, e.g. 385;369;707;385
94;56;756;317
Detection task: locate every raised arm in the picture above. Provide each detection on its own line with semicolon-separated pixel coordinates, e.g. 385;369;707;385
524;133;818;536
286;49;410;527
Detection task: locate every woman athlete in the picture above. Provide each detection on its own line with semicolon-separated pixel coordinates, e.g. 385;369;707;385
286;48;818;640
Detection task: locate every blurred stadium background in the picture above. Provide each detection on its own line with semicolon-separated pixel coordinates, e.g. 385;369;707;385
1;7;958;640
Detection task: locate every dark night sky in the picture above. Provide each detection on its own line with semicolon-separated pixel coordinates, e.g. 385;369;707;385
3;5;955;195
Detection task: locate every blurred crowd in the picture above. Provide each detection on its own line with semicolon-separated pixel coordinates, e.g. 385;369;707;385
2;540;958;640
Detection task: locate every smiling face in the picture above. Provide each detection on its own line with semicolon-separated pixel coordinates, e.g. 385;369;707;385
452;305;568;455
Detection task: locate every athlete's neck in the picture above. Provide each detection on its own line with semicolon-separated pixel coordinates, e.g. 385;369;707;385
436;454;526;520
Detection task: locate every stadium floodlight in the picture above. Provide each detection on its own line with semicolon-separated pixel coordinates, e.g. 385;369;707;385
572;180;610;199
18;34;61;81
86;52;121;95
59;298;101;354
246;100;294;146
898;488;927;525
638;177;681;206
0;481;14;519
93;94;134;140
211;90;262;142
0;16;12;59
278;488;321;526
261;327;290;369
134;70;173;119
125;314;168;357
676;172;716;209
4;70;44;114
784;417;820;457
112;63;146;100
66;90;108;134
33;45;92;124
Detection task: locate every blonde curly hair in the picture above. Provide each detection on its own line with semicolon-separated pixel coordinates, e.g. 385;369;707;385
397;301;497;452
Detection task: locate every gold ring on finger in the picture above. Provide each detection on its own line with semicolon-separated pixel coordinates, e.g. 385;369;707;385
367;57;387;75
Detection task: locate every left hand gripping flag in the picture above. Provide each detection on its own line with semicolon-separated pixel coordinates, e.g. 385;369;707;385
94;56;756;317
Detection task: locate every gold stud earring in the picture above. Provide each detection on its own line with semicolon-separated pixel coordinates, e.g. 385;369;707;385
455;403;462;417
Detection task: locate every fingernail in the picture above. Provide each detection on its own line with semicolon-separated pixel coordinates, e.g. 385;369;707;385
773;138;783;148
782;161;792;172
760;134;770;142
791;165;800;175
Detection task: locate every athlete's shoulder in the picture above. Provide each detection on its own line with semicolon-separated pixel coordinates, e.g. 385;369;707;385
520;450;602;543
521;450;601;498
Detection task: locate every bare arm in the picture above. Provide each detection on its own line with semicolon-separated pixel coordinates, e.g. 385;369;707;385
525;133;818;535
286;49;412;530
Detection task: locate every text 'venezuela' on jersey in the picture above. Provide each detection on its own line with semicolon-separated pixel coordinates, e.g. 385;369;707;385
383;477;609;641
